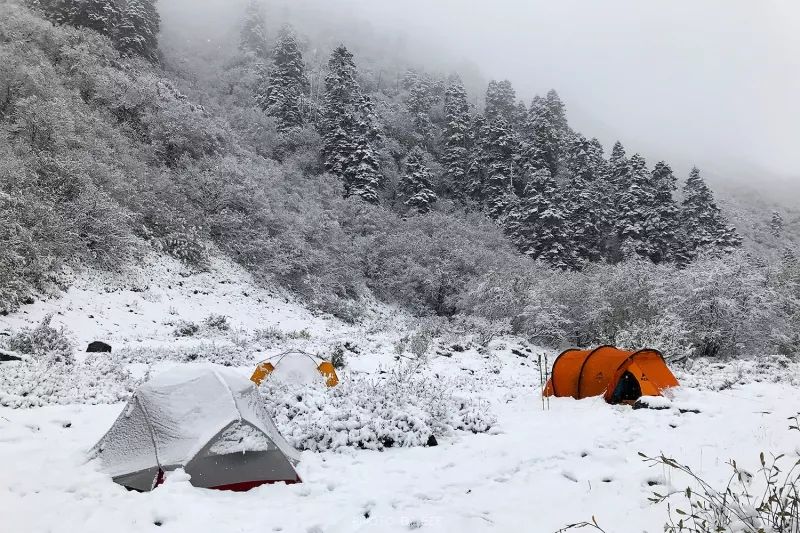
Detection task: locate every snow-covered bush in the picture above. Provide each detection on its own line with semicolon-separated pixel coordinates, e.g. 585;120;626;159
114;342;253;367
173;320;199;337
260;369;496;452
5;314;74;363
203;313;230;332
0;353;137;408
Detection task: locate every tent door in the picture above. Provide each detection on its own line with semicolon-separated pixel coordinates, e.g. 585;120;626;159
610;371;642;404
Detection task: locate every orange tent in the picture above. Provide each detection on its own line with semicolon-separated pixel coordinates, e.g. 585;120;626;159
251;351;339;388
543;345;679;404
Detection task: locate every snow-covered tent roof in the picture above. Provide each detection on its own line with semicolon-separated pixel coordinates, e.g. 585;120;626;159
251;351;339;387
92;365;300;491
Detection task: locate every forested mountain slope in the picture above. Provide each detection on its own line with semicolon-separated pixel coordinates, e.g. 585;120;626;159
1;0;799;360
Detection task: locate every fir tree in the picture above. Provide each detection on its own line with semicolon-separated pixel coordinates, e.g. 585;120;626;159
615;154;654;259
405;71;434;141
506;168;571;269
608;141;631;188
442;77;471;199
116;0;160;63
563;134;609;263
399;147;437;214
261;26;309;131
480;117;517;220
681;167;741;257
770;211;784;238
485;80;516;123
322;45;360;176
39;0;120;36
647;161;681;263
524;94;561;176
240;0;269;58
345;101;381;204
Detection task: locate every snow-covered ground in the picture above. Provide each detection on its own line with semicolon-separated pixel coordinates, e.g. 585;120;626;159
1;255;799;532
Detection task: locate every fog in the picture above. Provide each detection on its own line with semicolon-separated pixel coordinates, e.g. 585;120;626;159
161;0;800;198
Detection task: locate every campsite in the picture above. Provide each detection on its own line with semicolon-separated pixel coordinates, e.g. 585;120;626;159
2;255;799;532
2;0;800;531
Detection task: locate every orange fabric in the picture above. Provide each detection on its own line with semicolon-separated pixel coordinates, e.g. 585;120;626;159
250;362;274;385
250;357;340;388
542;346;678;402
317;362;339;387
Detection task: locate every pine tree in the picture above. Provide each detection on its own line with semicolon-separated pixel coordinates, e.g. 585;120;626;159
322;45;361;176
465;114;488;201
260;26;309;131
481;117;517;220
399;147;437;214
506;168;571;269
615;154;654;259
646;161;681;263
770;211;784;238
240;0;269;58
405;71;434;141
442;77;472;199
524;95;561;176
345;132;381;204
563;134;609;263
116;0;160;63
681;167;741;257
485;80;516;123
608;141;631;188
39;0;120;36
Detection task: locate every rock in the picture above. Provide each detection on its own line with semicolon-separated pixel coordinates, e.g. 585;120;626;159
426;435;438;447
87;341;112;353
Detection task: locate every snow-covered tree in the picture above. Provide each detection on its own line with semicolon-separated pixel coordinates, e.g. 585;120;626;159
524;94;563;176
681;167;741;256
442;77;471;199
563;134;609;263
240;0;269;58
116;0;160;63
404;71;434;141
399;147;437;214
345;131;381;204
259;26;309;131
616;154;655;259
322;45;361;176
647;161;681;263
478;117;518;220
506;168;571;268
485;80;516;123
770;211;784;238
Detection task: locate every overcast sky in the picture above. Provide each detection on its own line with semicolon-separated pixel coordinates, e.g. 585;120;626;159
328;0;800;189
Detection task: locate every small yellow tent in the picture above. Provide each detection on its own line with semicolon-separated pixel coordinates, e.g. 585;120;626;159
251;351;339;387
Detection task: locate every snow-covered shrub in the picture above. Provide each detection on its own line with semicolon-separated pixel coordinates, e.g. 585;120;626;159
0;353;137;408
173;320;199;337
5;314;74;363
330;344;346;369
260;369;496;452
114;342;254;367
203;313;230;332
156;229;207;268
615;312;692;361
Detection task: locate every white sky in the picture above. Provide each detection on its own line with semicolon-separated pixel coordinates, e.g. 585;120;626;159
335;0;800;188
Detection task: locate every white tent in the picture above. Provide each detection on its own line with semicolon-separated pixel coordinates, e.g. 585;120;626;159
92;365;301;491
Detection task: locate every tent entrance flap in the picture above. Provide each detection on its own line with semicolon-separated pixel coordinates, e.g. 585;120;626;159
610;371;642;404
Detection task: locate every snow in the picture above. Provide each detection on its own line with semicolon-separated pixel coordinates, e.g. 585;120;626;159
1;254;799;532
1;383;798;532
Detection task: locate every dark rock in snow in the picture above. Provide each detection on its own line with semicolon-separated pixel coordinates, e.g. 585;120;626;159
426;435;438;447
0;350;22;362
87;341;112;353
